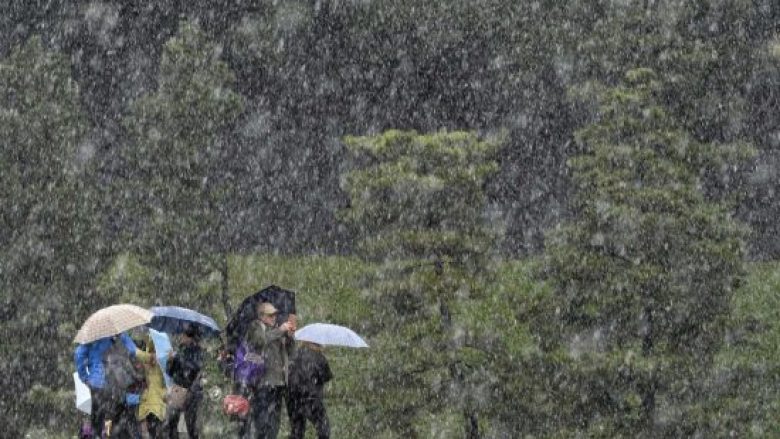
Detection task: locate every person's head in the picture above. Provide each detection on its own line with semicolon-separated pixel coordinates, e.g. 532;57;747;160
181;325;200;345
257;302;279;326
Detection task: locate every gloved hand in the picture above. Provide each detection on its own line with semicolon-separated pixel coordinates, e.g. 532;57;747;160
126;393;141;406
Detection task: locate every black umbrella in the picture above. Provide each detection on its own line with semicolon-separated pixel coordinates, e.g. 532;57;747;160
225;285;296;349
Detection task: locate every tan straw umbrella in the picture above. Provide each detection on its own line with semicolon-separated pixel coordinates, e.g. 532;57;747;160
74;304;154;344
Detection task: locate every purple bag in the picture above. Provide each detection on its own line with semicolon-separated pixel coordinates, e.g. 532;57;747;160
78;421;94;439
234;340;265;386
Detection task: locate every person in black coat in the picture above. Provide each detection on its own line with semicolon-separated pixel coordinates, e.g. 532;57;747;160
165;326;204;439
286;342;332;439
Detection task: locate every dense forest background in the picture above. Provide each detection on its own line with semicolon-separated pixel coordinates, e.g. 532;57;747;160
5;0;778;256
2;0;780;437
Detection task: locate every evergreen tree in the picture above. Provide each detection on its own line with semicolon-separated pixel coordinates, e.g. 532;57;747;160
121;21;244;309
0;36;105;436
341;130;503;438
537;68;753;436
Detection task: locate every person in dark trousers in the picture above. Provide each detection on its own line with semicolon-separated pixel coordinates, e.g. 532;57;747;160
112;393;142;439
74;333;138;438
165;326;204;439
286;342;332;439
240;302;296;439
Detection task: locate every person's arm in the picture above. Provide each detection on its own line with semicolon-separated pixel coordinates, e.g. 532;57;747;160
284;333;296;358
246;321;266;352
264;326;288;342
320;355;333;384
167;352;180;376
74;344;90;383
119;333;137;358
135;349;151;363
248;320;288;347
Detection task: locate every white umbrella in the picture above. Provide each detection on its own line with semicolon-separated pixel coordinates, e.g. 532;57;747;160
295;323;369;348
74;304;154;344
73;372;91;414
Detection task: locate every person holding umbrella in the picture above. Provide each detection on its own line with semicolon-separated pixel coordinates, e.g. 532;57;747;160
286;341;333;439
74;333;139;438
240;302;296;439
74;304;152;438
165;325;204;439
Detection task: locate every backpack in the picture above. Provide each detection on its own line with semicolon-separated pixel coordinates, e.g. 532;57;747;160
103;339;143;398
234;339;265;387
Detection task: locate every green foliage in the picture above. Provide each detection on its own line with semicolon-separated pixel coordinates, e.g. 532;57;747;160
341;130;504;437
0;36;105;437
96;253;157;305
121;21;244;306
693;262;780;437
560;0;760;141
2;2;777;437
342;130;503;261
538;69;753;436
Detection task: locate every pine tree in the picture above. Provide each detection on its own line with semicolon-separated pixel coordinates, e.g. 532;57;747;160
341;130;503;438
0;36;106;435
538;68;753;436
122;22;243;309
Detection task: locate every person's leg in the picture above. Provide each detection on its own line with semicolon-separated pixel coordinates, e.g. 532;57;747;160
308;399;330;439
90;389;107;438
127;408;141;439
252;387;271;439
111;403;128;438
165;408;181;439
184;394;201;439
117;404;141;439
286;397;306;439
146;414;162;439
254;386;282;439
236;385;253;439
237;412;251;439
266;387;283;439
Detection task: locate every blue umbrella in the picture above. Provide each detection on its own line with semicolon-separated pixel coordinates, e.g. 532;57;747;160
149;328;173;388
149;306;221;337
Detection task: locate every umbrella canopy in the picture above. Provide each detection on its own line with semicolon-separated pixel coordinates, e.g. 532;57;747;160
295;323;369;348
74;304;153;344
73;372;91;414
149;306;220;337
225;285;296;347
149;328;173;388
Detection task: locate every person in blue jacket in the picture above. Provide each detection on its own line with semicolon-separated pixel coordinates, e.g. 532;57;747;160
74;333;137;438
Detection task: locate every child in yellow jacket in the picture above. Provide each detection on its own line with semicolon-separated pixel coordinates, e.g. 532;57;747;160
136;336;167;439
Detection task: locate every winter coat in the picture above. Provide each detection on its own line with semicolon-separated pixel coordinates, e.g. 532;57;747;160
288;344;332;401
74;333;137;389
167;342;203;390
135;349;166;421
245;320;295;387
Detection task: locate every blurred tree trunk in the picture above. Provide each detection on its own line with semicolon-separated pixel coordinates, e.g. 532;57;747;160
220;252;232;320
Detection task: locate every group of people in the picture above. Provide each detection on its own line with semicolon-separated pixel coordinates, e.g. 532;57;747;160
74;301;332;439
234;302;332;439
